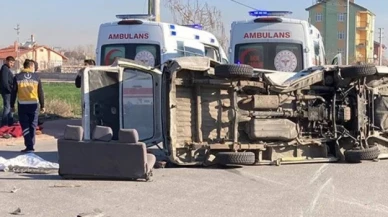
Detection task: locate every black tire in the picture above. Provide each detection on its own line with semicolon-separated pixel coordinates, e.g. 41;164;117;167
216;152;255;165
214;64;254;79
340;65;377;78
344;146;380;163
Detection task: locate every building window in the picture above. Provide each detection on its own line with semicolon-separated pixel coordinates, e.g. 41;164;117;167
338;13;345;22
315;13;322;22
338;31;345;40
338;48;345;54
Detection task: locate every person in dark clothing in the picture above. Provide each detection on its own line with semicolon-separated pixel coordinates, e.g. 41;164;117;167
0;56;15;127
75;59;96;88
11;59;45;153
30;60;39;72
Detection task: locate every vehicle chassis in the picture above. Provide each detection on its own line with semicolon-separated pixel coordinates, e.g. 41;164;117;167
164;60;388;166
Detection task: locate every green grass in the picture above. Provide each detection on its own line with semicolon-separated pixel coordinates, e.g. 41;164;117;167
42;82;81;117
43;82;81;111
0;82;81;120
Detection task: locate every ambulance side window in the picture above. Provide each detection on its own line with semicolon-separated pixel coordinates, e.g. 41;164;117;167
204;46;221;62
176;41;204;57
314;41;320;56
314;41;321;65
177;41;185;57
321;44;326;64
122;69;154;140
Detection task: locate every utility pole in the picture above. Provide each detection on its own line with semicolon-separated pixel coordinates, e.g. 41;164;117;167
379;28;384;66
14;24;20;70
148;0;160;22
345;0;349;65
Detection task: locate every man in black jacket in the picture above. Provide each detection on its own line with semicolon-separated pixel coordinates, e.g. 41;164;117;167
75;59;95;88
0;56;15;127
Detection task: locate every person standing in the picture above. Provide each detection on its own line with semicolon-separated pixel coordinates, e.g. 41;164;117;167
10;59;45;153
30;59;39;72
0;56;15;127
75;59;96;88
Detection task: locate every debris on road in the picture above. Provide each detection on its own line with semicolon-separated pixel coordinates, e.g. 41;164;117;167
9;208;22;215
0;186;21;194
77;209;104;217
10;187;20;193
50;184;82;188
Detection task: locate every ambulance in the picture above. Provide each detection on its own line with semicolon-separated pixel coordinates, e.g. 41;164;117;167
229;10;335;72
96;14;228;68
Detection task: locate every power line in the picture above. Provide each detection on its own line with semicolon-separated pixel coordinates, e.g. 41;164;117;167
230;0;257;10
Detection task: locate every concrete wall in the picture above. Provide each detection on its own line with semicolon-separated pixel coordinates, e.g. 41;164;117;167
36;72;77;81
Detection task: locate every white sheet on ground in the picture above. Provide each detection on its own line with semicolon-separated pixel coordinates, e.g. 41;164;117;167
0;153;59;171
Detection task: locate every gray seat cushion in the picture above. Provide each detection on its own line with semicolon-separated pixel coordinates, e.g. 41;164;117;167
63;125;83;141
92;126;113;141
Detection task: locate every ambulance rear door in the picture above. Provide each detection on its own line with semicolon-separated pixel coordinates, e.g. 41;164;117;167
230;16;307;72
96;18;164;68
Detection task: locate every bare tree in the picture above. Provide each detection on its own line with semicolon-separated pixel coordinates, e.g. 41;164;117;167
62;44;96;65
165;0;228;51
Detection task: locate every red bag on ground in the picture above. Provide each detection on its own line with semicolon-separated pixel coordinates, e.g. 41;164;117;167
0;122;43;138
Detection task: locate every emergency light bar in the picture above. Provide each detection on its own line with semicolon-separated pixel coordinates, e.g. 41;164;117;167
182;24;203;30
116;14;155;20
249;10;292;17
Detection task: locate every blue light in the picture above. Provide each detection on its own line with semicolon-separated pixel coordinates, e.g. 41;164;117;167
248;10;292;17
170;24;175;29
171;31;176;36
237;61;241;65
210;38;215;43
195;35;200;40
182;24;203;30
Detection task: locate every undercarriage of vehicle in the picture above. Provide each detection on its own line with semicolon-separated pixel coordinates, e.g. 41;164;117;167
164;58;388;166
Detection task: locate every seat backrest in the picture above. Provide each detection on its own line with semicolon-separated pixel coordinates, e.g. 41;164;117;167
118;129;139;143
63;125;83;141
92;126;113;141
118;129;148;167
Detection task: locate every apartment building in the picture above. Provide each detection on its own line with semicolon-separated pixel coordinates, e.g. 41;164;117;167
306;0;375;64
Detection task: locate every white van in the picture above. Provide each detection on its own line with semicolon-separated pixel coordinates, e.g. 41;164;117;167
229;10;332;72
96;14;228;68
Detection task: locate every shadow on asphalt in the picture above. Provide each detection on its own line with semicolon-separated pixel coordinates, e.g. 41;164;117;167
0;174;62;181
41;118;81;139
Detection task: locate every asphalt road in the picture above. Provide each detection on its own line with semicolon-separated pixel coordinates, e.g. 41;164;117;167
1;141;388;217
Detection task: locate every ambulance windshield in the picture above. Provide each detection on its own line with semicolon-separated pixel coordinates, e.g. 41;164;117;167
235;42;303;72
101;43;161;67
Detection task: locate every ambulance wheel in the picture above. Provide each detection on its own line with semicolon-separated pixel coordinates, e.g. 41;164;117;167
214;64;254;79
340;65;377;78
